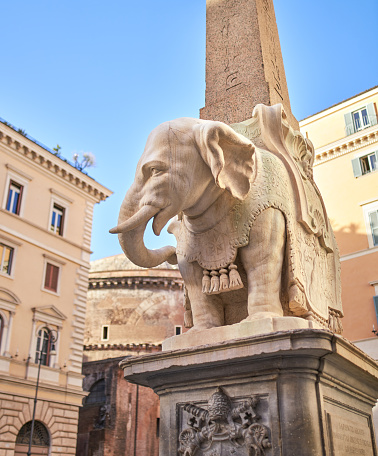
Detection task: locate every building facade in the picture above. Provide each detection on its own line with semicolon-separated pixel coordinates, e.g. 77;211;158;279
300;86;378;355
77;255;184;455
0;120;111;455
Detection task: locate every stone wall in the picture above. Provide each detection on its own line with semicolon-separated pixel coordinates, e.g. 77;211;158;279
77;357;159;456
0;392;79;455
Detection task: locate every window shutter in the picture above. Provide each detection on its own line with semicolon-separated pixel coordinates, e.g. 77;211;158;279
374;296;378;323
16;184;23;215
45;263;52;289
351;157;362;177
344;112;354;135
45;263;59;291
369;211;378;246
366;102;377;126
51;265;59;291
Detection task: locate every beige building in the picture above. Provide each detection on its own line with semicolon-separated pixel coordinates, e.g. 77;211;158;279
300;86;378;355
0;120;111;455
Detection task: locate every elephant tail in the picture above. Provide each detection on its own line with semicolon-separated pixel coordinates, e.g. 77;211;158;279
183;286;194;328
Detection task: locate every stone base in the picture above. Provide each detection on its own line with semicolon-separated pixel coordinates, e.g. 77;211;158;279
121;329;378;456
163;317;322;351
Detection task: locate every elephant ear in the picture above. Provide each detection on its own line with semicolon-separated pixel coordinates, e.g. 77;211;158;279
193;120;255;200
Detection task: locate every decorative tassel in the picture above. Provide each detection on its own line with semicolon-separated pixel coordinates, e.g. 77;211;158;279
336;316;343;335
210;270;220;293
219;268;229;291
228;263;243;291
202;270;211;293
328;312;336;332
184;310;193;328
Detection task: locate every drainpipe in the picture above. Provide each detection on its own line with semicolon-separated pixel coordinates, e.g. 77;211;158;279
134;384;139;456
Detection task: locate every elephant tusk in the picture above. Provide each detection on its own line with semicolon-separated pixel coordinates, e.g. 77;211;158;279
109;205;160;234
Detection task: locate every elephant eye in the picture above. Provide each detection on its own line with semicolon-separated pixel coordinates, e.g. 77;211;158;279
151;167;163;177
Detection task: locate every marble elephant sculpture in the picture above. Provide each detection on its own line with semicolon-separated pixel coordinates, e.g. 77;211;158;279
110;117;311;330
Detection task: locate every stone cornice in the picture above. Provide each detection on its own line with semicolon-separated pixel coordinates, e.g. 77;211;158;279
84;343;162;351
0;123;112;203
314;125;378;166
89;275;184;290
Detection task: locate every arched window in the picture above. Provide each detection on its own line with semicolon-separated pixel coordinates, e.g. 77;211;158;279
15;420;50;454
86;379;106;404
35;327;53;366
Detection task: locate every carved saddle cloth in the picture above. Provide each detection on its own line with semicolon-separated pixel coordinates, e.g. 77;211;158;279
175;148;341;323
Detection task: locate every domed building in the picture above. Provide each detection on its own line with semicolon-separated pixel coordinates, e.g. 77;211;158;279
76;254;185;456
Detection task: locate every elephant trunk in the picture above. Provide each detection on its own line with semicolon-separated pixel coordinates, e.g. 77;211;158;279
110;203;177;268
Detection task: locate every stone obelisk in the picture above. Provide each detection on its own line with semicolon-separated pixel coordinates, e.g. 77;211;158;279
200;0;299;130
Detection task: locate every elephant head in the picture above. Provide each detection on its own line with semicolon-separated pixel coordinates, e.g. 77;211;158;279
110;117;255;268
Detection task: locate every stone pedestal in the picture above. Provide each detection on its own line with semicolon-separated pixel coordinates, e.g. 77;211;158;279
121;329;378;455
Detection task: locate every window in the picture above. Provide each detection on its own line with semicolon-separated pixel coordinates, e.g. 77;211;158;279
44;263;60;292
6;181;23;214
352;107;370;132
0;243;13;276
48;189;72;236
35;327;54;366
360;153;377;175
362;201;378;248
344;102;377;136
352;151;378;177
16;420;50;447
369;210;378;246
0;288;20;357
2;165;31;216
175;325;182;335
50;203;65;235
0;315;3;352
101;325;109;341
86;379;106;404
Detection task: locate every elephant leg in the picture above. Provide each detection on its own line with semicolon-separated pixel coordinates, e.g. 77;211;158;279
178;256;225;330
240;207;286;319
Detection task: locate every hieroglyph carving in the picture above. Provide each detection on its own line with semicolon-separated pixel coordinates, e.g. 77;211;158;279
178;387;271;456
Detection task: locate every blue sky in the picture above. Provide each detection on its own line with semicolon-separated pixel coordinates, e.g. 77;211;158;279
2;0;378;260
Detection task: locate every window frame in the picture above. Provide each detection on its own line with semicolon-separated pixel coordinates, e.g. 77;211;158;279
86;379;106;405
41;255;65;296
0;236;20;280
352;107;371;132
352;149;378;178
0;243;14;278
6;180;23;215
50;203;65;236
0;288;20;358
48;189;72;238
101;325;109;342
30;306;66;370
344;102;377;136
174;325;182;336
35;326;54;366
362;200;378;248
2;166;32;217
368;210;378;247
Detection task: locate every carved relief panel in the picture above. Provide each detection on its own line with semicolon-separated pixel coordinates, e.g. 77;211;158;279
178;387;272;456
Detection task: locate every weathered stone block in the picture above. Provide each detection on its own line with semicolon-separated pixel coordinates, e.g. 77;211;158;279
122;329;378;455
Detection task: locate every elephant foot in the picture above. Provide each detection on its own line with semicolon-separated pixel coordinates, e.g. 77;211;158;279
186;323;222;333
242;311;283;322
